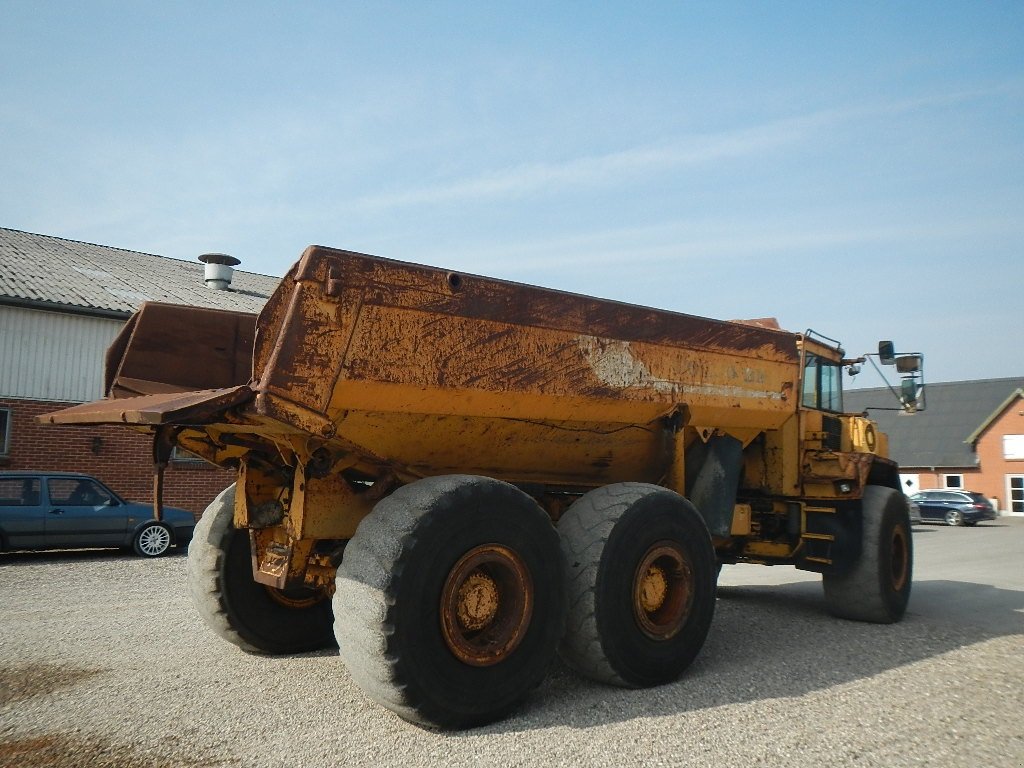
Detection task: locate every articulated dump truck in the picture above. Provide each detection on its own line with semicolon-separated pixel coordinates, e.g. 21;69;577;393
43;245;920;729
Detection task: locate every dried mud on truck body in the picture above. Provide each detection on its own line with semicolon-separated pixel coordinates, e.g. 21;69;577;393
43;244;916;729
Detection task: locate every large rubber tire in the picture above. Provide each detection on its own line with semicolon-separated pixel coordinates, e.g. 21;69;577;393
558;482;717;688
945;509;963;527
334;475;566;730
822;485;913;623
187;484;336;654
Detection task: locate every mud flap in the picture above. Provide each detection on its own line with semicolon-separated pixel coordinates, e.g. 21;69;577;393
685;434;743;537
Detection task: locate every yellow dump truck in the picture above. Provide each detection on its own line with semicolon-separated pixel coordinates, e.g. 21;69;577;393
44;245;922;729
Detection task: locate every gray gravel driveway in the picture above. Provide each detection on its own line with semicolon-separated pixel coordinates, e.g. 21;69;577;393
2;517;1022;767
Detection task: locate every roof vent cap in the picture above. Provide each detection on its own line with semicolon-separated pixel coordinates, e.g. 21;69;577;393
198;253;241;290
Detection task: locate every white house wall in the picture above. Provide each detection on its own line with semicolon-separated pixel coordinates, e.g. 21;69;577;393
0;305;122;402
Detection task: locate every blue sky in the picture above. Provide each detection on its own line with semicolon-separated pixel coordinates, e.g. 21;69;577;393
2;1;1021;386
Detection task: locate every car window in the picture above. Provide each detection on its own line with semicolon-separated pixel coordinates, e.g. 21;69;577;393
0;477;41;506
48;478;112;506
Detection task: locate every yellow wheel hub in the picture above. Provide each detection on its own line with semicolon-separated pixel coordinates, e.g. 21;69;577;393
456;571;500;631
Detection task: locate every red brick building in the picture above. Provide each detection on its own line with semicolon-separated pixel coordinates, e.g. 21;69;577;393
846;378;1024;514
968;388;1024;513
0;228;280;515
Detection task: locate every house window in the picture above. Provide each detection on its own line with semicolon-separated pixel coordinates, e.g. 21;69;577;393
0;407;10;456
943;474;963;489
1003;435;1024;460
171;446;205;463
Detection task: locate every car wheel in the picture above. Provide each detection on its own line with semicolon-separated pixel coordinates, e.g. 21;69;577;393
133;522;173;557
945;509;963;526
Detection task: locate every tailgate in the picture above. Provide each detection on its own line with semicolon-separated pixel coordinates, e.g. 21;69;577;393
38;386;253;427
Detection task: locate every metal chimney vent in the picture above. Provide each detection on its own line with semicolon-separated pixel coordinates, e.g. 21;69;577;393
198;253;241;290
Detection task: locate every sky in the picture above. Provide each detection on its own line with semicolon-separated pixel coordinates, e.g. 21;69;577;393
2;1;1022;387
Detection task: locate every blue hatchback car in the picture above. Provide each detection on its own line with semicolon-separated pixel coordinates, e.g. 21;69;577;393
0;472;195;557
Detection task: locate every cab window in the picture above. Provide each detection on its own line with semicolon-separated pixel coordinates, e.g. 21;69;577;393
801;353;843;412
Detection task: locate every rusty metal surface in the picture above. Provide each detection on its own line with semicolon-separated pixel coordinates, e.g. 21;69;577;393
38;385;253;427
105;302;256;398
632;542;694;641
244;247;803;486
440;544;534;667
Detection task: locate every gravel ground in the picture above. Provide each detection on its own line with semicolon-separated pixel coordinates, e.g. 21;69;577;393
2;516;1022;767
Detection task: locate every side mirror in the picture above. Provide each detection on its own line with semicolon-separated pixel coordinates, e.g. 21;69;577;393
878;341;896;365
896;354;921;374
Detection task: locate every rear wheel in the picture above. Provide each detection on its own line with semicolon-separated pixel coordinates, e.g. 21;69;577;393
334;475;565;729
187;484;335;654
945;509;963;526
133;522;172;557
823;485;912;623
558;483;717;687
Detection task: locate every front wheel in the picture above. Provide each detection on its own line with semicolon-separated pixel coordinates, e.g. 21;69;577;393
187;485;335;654
334;475;566;729
558;483;717;687
823;485;912;623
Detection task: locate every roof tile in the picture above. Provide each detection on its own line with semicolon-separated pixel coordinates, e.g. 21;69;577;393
845;377;1024;468
0;227;279;315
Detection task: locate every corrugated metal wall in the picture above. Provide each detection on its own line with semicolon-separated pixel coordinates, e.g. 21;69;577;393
0;306;123;402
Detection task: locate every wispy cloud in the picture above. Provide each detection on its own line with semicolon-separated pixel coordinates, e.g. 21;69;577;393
427;213;1023;278
349;83;1020;213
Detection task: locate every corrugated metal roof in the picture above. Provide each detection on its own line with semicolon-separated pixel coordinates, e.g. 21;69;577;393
0;228;279;316
845;377;1024;469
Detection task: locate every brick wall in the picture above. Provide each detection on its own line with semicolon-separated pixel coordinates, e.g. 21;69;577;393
902;468;982;494
974;395;1024;510
0;397;235;517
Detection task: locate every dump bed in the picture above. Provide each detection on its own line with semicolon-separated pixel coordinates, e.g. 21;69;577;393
46;246;802;486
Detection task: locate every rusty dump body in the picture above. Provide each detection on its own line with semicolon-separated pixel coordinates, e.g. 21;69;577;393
47;245;898;585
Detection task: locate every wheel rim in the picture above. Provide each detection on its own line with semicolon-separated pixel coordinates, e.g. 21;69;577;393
945;510;960;526
632;541;694;641
440;544;533;667
139;525;170;555
889;525;909;592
